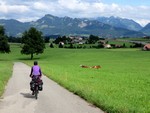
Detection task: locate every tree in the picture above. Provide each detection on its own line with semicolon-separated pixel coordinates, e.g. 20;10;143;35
49;43;54;48
44;36;50;43
54;36;62;44
58;42;63;48
0;26;10;53
69;43;74;48
21;27;45;59
88;35;99;44
0;25;5;35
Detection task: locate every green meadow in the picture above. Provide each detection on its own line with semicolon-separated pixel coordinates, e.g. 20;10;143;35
0;43;150;113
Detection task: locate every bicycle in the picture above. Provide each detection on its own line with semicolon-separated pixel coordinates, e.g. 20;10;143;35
30;76;43;99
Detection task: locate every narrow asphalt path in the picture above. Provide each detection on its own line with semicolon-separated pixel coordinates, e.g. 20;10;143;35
0;62;104;113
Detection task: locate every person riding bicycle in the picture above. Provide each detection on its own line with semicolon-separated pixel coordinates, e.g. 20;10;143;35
30;61;43;95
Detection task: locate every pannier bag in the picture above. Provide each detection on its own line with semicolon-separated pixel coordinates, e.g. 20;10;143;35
30;79;43;91
38;80;43;91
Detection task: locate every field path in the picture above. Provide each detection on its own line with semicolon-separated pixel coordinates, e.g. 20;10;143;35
0;62;104;113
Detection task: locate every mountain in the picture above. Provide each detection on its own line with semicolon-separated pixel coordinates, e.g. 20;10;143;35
28;14;146;38
0;19;30;36
95;16;142;31
140;23;150;35
0;14;146;38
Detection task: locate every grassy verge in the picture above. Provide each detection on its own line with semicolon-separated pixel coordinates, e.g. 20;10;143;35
0;43;22;96
0;44;150;113
25;47;150;113
0;62;13;96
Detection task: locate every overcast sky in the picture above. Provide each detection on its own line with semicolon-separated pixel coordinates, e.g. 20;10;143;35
0;0;150;26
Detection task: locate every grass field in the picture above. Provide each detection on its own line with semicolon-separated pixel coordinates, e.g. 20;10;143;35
0;43;150;113
0;62;13;96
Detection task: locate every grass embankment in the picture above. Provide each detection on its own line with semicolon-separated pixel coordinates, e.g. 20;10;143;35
0;43;150;113
0;62;13;96
25;47;150;113
0;44;19;96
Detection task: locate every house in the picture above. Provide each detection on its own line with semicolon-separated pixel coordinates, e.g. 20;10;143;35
69;36;85;44
59;42;64;45
143;44;150;50
104;44;111;49
98;40;106;45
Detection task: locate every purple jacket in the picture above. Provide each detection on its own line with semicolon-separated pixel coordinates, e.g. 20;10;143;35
30;65;42;77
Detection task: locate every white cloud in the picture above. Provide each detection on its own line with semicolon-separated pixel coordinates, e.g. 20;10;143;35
135;19;150;27
33;2;48;10
17;17;39;22
58;0;89;13
0;1;29;13
0;0;150;26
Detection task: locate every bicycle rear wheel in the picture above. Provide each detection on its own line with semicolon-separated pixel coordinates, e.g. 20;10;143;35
35;86;38;99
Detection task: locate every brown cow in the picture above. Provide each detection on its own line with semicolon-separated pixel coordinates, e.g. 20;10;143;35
80;65;90;68
91;65;101;69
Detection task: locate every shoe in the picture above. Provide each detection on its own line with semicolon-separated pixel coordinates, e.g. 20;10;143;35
32;91;34;95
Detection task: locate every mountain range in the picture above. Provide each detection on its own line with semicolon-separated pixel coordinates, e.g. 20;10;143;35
0;14;150;38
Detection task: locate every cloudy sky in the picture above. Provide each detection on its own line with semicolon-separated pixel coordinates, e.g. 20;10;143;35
0;0;150;26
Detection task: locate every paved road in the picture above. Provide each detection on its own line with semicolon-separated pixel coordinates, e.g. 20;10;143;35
0;62;104;113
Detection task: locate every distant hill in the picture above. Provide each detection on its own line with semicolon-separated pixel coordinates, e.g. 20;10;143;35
0;19;30;36
95;16;142;31
0;14;146;38
140;23;150;36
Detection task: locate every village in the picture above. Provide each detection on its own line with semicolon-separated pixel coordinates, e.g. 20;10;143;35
48;35;150;50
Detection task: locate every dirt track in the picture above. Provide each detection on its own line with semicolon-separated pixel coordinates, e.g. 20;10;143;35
0;62;104;113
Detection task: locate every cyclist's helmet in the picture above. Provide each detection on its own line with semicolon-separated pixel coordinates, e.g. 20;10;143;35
34;61;38;65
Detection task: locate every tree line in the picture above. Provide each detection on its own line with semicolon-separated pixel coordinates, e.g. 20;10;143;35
0;25;45;60
0;25;104;59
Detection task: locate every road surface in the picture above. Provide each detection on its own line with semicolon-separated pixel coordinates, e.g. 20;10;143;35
0;62;104;113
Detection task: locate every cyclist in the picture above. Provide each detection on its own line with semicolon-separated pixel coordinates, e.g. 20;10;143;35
30;61;42;95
